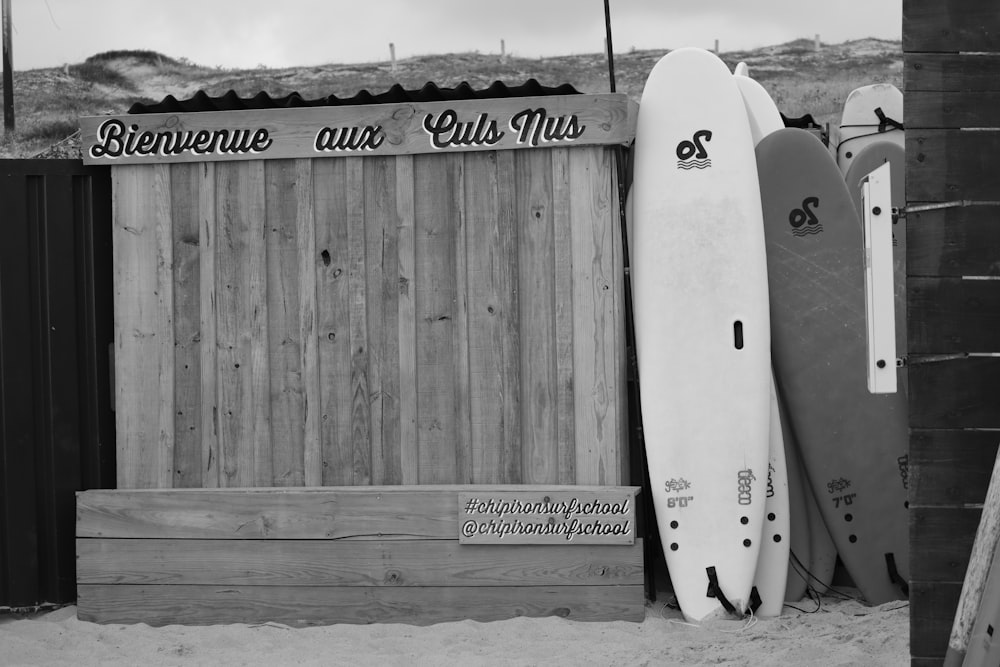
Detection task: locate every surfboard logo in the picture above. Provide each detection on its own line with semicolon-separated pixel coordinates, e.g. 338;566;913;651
675;129;712;169
737;468;755;505
788;196;823;236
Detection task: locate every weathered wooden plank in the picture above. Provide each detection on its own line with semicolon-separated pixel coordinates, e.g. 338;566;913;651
297;159;321;486
395;155;419;485
414;153;462;484
76;486;641;539
453;155;473;485
494;150;522;483
77;538;643;586
313;158;353;485
907;91;1000;130
569;147;624;486
907;130;1000;202
76;583;645;626
516;148;558;484
465;151;521;484
909;277;1000;354
169;163;202;488
113;164;174;489
198;162;220;487
370;156;404;485
551;147;577;485
911;581;962;660
911;507;981;583
215;161;271;487
904;1;1000;54
909;357;1000;428
906;54;1000;94
346;157;371;486
911;430;1000;507
265;159;305;486
907;206;1000;277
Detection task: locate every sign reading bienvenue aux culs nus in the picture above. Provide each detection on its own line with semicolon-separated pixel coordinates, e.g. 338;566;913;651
80;94;636;166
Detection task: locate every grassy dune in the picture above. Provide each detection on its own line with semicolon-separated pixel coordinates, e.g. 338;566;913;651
0;38;901;158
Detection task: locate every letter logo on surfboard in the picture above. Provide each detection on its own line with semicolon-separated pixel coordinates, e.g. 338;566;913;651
676;129;713;169
788;196;823;236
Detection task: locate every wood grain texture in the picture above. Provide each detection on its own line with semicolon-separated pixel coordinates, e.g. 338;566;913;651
413;153;462;484
394;156;419;485
465;151;521;484
215;162;271;487
111;144;627;488
76;486;641;539
516;148;558;484
906;54;1000;94
907;130;1000;201
169;163;202;488
909;357;1000;428
76;583;645;626
197;163;220;488
911;582;962;660
313;158;354;486
113;164;174;489
907;90;1000;129
77;538;643;586
907;207;1000;278
909;278;1000;353
910;430;1000;507
296;159;322;486
265;159;305;486
551;147;577;485
911;507;981;582
904;0;1000;53
568;147;624;486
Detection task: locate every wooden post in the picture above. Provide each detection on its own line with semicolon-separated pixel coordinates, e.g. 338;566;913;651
944;443;1000;667
714;39;719;54
815;34;821;51
2;0;13;134
500;39;505;59
389;43;396;73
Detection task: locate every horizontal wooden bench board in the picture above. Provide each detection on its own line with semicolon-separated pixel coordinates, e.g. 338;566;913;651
77;486;641;539
76;584;646;626
77;538;643;587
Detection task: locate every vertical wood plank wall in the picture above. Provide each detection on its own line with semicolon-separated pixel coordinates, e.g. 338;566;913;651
113;146;626;490
904;2;1000;664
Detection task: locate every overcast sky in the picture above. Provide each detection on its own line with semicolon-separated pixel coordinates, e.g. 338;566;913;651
9;0;901;71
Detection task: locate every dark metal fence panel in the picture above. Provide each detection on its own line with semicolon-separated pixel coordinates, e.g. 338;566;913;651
0;160;114;607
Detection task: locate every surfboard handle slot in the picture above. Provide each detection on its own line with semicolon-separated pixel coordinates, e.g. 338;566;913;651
733;321;744;350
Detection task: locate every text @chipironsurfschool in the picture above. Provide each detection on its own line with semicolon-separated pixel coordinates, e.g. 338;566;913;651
461;516;633;541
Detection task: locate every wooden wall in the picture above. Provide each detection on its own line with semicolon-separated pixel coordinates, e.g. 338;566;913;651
905;1;1000;664
112;146;626;490
76;486;645;625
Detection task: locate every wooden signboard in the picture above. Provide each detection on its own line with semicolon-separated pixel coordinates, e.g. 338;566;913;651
80;94;636;165
458;488;637;545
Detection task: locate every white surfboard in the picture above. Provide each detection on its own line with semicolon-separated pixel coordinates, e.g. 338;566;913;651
735;75;790;616
632;47;771;622
836;83;904;175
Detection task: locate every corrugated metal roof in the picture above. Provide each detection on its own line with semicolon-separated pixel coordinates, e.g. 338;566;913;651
128;79;582;114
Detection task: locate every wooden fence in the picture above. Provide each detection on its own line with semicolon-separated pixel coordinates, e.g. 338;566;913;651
905;1;1000;664
92;91;637;491
111;144;628;489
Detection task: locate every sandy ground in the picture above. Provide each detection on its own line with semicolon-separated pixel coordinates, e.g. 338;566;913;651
1;589;908;666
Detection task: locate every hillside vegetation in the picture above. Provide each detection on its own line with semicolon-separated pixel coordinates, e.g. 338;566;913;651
0;38;902;159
